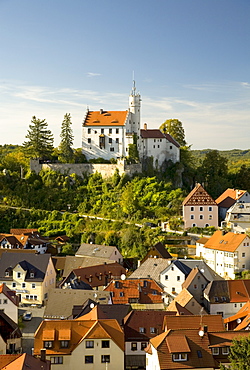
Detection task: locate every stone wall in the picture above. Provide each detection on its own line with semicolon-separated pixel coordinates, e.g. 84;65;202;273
30;159;142;178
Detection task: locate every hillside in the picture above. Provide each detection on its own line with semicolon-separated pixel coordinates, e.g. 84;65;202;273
191;149;250;172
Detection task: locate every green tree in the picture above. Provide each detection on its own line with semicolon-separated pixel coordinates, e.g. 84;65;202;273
128;134;139;162
23;116;54;159
220;336;250;370
197;150;230;199
58;113;74;163
159;119;186;146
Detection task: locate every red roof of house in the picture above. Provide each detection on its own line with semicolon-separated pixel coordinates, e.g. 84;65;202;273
83;110;128;126
182;183;217;206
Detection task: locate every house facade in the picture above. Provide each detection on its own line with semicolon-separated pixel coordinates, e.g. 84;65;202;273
0;252;56;305
34;318;124;370
0;283;19;323
215;188;250;220
196;230;250;279
222;202;250;232
182;183;218;229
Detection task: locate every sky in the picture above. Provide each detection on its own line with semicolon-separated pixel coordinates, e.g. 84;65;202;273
1;0;250;150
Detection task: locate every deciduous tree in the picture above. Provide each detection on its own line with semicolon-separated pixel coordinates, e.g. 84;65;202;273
159;119;186;146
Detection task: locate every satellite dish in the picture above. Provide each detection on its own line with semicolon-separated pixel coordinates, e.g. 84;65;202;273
200;269;205;273
198;330;204;337
121;274;126;281
237;318;241;324
90;303;95;309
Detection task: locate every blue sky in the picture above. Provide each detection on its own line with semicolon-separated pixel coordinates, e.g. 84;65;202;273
1;0;250;150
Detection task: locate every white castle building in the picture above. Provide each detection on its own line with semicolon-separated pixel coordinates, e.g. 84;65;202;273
82;82;180;168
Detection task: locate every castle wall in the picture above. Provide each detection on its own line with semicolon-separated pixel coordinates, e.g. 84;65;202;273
30;159;142;178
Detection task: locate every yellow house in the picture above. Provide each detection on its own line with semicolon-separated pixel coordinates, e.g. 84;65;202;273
34;318;125;370
0;251;56;306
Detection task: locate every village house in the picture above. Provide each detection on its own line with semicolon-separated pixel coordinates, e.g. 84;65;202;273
34;318;124;370
75;243;123;264
196;230;250;279
0;251;56;306
0;283;19;323
0;310;22;355
123;310;176;370
144;315;244;370
203;279;250;318
0;229;49;254
182;183;218;229
222;201;250;232
215;188;250;220
224;300;250;330
104;278;164;305
59;262;126;290
0;352;51;370
43;289;111;319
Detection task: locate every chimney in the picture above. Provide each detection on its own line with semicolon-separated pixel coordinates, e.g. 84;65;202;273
100;109;103;114
144;123;147;130
40;348;46;362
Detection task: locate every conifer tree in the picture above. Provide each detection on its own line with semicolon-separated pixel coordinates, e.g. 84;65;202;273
58;113;74;163
23;116;54;159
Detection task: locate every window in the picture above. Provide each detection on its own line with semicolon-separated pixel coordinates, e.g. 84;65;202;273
101;128;104;134
191;215;194;219
190;207;194;211
172;353;188;362
242;264;246;268
101;355;110;363
110;147;114;152
139;327;145;333
60;340;69;348
197;350;202;358
102;340;110;348
50;357;63;364
12;283;16;288
109;129;112;134
116;128;119;134
87;138;91;143
3;299;7;304
194;284;197;289
150;327;156;334
30;272;34;278
170;145;172;149
109;138;112;143
85;356;94;364
143;280;148;287
141;342;147;350
177;276;180;281
209;206;213;211
88;128;91;134
172;287;175;293
242;253;245;257
86;341;94;348
17;272;21;278
116;138;119;143
200;215;203;219
165;275;168;280
200;207;203;211
32;283;36;289
131;342;137;351
222;347;229;355
44;341;53;348
115;281;119;288
217;311;224;317
22;283;26;288
212;347;219;355
5;271;9;277
152;290;157;295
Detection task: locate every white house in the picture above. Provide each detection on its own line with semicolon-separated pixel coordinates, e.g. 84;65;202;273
222;202;250;232
0;283;19;323
196;230;250;279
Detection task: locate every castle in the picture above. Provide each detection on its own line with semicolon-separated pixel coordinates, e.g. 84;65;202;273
82;82;180;168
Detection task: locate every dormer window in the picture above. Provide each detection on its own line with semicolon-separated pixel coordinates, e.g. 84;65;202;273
30;272;35;278
139;327;145;333
172;353;188;362
5;271;9;277
44;341;53;348
60;340;69;348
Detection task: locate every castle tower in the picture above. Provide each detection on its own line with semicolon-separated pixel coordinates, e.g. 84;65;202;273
127;80;141;136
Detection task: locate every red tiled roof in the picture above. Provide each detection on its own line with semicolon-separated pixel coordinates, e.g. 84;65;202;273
83;110;128;126
215;188;246;206
204;230;247;252
140;130;180;147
